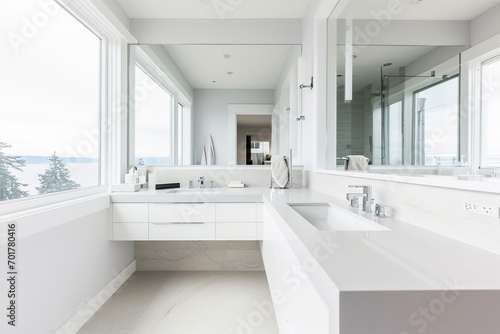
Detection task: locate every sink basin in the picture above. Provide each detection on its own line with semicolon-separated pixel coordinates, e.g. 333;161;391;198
289;203;390;231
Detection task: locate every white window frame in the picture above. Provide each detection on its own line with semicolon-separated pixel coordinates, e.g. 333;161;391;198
0;0;135;217
478;54;500;168
466;45;500;172
129;46;193;167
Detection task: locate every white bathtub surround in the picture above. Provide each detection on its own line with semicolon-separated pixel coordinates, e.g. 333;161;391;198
76;271;279;334
135;241;264;271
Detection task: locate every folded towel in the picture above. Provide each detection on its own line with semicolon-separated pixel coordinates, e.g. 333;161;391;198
345;155;369;171
271;155;289;188
201;135;215;165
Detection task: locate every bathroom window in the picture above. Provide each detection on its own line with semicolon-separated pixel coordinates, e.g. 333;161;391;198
134;65;174;165
414;76;459;165
0;0;102;201
480;56;500;167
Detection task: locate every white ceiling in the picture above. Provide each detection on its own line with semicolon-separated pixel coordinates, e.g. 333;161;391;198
164;45;296;89
335;0;500;20
115;0;313;19
118;0;500;90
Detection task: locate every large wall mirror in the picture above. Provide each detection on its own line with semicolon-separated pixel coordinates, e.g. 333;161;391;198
326;0;470;175
128;44;302;167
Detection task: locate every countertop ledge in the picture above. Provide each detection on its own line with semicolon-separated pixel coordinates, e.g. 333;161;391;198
111;187;500;292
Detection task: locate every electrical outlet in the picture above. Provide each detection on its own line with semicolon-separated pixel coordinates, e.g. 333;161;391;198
464;202;475;212
478;205;500;218
464;202;499;218
464;202;478;212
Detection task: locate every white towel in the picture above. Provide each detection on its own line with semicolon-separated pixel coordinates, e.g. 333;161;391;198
345;155;369;171
201;135;215;165
271;155;289;188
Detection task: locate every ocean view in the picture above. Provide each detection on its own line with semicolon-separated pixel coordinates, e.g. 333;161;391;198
11;159;99;196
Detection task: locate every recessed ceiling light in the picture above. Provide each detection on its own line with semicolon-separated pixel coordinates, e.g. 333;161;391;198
212;80;216;83
223;54;231;59
227;71;233;75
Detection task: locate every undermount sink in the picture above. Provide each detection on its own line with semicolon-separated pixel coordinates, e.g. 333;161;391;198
289;203;390;231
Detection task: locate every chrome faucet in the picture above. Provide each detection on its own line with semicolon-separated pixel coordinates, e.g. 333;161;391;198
346;185;373;213
198;176;205;188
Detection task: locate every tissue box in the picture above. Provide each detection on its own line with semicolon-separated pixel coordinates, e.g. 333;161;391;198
228;181;245;188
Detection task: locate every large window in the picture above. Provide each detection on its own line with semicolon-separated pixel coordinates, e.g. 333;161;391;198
134;65;174;165
0;0;101;201
481;56;500;167
414;77;459;165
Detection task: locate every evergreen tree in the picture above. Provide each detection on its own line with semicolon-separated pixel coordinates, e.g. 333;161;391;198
37;152;80;194
0;142;29;201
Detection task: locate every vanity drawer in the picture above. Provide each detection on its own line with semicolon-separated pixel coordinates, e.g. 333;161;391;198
149;203;216;223
216;203;263;223
149;222;216;240
113;223;148;240
216;223;263;240
112;203;148;222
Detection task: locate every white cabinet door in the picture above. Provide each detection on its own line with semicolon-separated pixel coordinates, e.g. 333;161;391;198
113;223;148;240
216;223;261;240
149;222;215;240
216;203;262;222
113;203;148;222
149;203;216;240
112;203;148;240
215;203;263;240
149;203;216;223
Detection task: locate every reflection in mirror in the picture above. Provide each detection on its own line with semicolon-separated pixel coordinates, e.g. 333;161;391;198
128;44;302;166
335;45;462;169
236;115;272;165
326;6;469;174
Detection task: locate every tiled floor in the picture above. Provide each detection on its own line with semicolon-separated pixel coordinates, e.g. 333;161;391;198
77;271;279;334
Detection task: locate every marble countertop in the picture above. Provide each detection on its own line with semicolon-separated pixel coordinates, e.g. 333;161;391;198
111;186;500;292
110;187;264;203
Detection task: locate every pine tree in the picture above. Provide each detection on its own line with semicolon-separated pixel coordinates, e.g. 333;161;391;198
0;142;29;201
37;152;80;194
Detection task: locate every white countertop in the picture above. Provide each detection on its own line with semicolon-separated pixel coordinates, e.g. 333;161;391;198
111;187;500;292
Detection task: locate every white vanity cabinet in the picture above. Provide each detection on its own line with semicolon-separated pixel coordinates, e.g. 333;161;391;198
215;203;263;240
111;201;263;241
261;205;330;334
112;203;149;240
149;203;216;240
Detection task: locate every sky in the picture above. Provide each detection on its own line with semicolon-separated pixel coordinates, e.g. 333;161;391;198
0;0;100;158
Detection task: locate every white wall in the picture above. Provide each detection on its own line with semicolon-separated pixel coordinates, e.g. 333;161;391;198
471;3;500;46
192;89;274;165
0;208;134;334
129;19;302;44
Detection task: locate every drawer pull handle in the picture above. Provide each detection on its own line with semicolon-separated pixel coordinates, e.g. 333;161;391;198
152;222;205;225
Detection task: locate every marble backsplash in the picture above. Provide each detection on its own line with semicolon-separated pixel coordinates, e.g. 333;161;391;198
135;241;265;271
142;166;303;189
